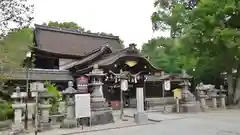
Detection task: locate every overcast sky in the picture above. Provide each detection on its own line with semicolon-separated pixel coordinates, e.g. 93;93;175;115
28;0;169;48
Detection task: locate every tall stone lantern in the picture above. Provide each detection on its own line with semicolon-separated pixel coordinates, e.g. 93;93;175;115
38;90;53;131
86;64;114;125
30;82;52;131
178;70;201;112
61;81;78;128
10;86;27;135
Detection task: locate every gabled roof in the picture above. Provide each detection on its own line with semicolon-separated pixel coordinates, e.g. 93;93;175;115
71;44;162;74
33;24;123;56
91;44;159;69
60;45;112;70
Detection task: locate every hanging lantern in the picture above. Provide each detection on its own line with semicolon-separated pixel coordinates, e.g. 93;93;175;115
115;77;118;83
121;79;128;91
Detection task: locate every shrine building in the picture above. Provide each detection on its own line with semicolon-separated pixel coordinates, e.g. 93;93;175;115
5;24;190;103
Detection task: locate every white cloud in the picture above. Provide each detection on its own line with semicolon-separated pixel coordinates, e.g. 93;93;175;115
28;0;169;49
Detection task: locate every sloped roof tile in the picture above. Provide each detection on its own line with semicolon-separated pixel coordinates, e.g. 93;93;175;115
34;24;122;56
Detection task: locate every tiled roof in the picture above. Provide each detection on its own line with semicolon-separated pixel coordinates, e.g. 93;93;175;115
34;24;123;56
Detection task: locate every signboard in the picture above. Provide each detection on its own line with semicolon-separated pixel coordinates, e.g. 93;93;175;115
76;76;88;93
173;88;181;99
75;94;91;118
164;80;171;91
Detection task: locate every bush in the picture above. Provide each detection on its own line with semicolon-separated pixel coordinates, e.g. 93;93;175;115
45;82;62;115
0;101;13;121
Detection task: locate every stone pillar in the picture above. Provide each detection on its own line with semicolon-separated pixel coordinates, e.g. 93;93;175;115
27;103;36;121
134;87;148;124
10;86;27;135
61;81;77;128
210;90;218;109
196;83;208;111
58;101;66;114
199;90;207;111
219;85;226;109
219;94;226;109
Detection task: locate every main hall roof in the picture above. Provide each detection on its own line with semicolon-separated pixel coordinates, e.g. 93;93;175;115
34;24;123;56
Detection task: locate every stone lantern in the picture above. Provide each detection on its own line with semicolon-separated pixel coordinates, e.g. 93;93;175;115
39;90;53;131
30;82;52;131
10;86;27;135
61;81;77;128
195;82;208;111
178;70;201;112
86;64;114;125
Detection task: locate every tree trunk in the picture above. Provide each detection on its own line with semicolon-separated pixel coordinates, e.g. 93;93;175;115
234;67;240;105
227;72;234;105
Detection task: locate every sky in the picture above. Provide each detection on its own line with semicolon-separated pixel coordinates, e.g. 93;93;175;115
28;0;170;49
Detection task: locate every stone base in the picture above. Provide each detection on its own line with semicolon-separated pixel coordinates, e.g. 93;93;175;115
39;122;51;131
9;124;23;135
172;102;202;113
90;110;114;125
60;118;77;128
91;101;109;111
134;112;148;124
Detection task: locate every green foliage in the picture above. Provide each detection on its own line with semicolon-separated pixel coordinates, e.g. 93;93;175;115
46;21;85;31
0;0;34;35
45;82;62;114
141;37;197;73
0;101;13;121
150;0;240;75
0;28;33;82
151;0;189;37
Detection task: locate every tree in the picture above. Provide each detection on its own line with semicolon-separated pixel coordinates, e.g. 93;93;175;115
0;28;33;81
151;0;240;104
0;0;33;36
0;0;34;96
180;0;240;104
141;37;197;74
151;0;192;38
0;28;33;101
45;21;85;31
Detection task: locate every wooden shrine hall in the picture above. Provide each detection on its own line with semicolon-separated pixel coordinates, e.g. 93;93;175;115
12;24;189;102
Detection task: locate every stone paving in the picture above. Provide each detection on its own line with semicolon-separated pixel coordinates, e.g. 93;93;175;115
80;109;240;135
24;116;155;135
2;109;240;135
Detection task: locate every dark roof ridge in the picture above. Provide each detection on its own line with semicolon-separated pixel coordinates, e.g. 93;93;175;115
61;45;112;70
84;44;112;56
101;44;138;58
34;24;120;40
